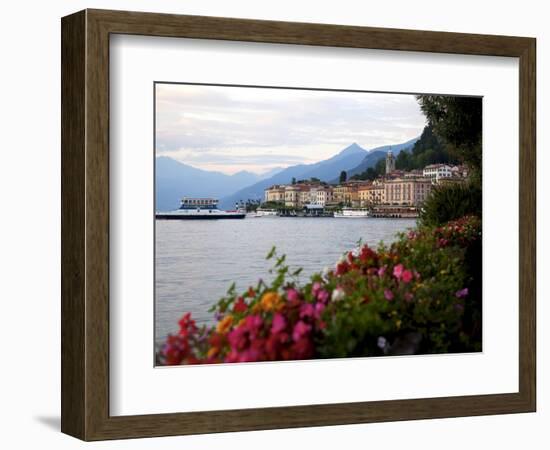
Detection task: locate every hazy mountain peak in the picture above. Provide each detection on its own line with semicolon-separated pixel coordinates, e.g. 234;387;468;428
338;142;366;155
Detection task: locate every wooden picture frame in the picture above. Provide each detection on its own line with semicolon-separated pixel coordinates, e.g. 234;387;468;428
61;9;536;441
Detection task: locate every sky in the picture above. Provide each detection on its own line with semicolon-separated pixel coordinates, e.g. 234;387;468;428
155;83;427;175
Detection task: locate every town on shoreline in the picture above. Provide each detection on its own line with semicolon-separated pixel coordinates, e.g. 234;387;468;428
257;151;469;218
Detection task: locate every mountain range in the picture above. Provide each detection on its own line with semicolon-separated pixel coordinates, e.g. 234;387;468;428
156;137;419;211
156;157;272;211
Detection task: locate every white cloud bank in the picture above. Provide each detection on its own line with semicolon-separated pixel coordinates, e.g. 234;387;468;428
155;83;427;175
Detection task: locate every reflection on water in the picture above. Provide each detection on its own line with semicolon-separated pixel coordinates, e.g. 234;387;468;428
155;217;416;344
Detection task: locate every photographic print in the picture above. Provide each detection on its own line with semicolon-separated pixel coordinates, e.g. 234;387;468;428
154;83;482;366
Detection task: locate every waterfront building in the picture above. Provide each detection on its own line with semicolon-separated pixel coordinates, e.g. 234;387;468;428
423;163;453;182
332;181;365;206
315;186;334;206
284;185;301;208
358;182;385;207
264;185;286;203
386;149;396;174
384;177;432;206
299;185;312;206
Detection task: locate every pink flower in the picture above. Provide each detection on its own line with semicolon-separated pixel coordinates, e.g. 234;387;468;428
286;288;299;302
299;303;315;319
292;321;311;342
393;264;404;280
271;313;286;334
402;269;413;283
314;302;325;319
378;266;386;277
311;282;322;297
455;288;469;298
405;292;414;302
317;289;330;303
384;289;394;301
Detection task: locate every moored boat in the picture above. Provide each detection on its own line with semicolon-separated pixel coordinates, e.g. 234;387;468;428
250;208;279;217
156;197;246;220
334;207;370;218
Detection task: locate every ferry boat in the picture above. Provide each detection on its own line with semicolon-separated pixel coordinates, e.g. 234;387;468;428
156;198;246;220
334;208;370;218
250;208;278;218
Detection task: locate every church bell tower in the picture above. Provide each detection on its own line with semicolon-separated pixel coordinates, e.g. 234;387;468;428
385;148;395;174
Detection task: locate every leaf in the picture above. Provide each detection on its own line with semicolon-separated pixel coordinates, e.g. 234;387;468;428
266;246;276;260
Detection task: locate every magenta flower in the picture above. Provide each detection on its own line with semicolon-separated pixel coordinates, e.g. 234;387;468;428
292;321;311;342
271;313;286;334
311;282;322;298
455;288;469;298
384;289;394;301
314;302;325;319
299;303;315;319
317;289;330;303
378;266;386;277
402;269;413;283
286;288;299;302
393;264;404;280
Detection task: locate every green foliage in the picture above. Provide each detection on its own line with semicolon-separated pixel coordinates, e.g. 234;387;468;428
396;125;459;171
260;201;285;210
339;170;347;183
420;182;482;227
416;95;482;174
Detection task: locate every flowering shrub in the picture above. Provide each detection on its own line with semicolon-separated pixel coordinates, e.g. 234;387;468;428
158;215;482;365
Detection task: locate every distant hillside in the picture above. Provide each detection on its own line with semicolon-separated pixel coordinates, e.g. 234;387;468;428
349;126;458;181
155;157;261;211
218;143;368;209
394;125;458;170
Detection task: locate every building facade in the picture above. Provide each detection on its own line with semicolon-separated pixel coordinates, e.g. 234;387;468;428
264;185;286;203
423;164;453;182
358;183;386;207
384;177;432;206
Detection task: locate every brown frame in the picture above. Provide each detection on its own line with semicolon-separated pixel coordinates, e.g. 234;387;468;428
61;9;536;441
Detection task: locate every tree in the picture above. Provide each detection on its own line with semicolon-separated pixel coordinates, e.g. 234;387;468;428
291;177;296;185
339;170;347;183
416;95;482;176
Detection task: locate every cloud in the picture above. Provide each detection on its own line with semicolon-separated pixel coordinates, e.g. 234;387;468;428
155;83;427;174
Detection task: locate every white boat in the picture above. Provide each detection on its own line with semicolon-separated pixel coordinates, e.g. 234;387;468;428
156;198;246;220
334;208;370;218
251;208;278;217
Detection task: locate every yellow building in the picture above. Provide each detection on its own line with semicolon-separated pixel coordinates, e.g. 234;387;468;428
358;183;385;206
264;185;285;203
284;185;301;208
333;182;366;206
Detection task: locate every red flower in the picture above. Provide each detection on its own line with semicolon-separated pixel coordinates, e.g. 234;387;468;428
233;296;247;313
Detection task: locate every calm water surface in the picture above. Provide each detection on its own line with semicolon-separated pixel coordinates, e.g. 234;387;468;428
155;217;416;345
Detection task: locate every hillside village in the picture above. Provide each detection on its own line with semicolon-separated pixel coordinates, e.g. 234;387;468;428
262;150;469;217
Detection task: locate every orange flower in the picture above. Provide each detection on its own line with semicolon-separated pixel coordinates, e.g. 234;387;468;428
260;291;283;311
216;314;233;334
207;347;219;358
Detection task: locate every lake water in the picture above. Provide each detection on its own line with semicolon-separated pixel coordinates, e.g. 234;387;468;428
155;217;416;345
